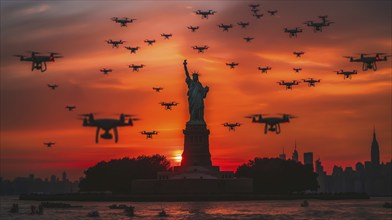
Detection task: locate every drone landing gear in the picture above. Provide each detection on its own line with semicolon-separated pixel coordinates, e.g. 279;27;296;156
276;124;281;134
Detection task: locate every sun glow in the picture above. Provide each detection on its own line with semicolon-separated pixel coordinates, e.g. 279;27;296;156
174;154;182;163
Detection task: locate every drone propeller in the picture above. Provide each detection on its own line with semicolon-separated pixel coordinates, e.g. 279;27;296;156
111;17;118;21
13;55;24;57
343;56;353;58
278;113;298;118
116;113;136;117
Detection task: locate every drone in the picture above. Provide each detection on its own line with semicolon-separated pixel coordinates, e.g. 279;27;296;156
258;66;271;73
344;53;389;71
277;80;300;90
111;17;136;27
245;114;296;134
125;46;140;54
80;113;138;143
14;51;63;72
303;15;333;32
161;33;173;39
65;105;76;111
100;68;112;75
302;78;321;87
226;62;239;69
223;122;241;131
192;45;209;53
44;142;55;147
194;10;216;19
106;39;126;48
253;13;264;19
141;131;158;139
187;26;199;32
47;84;58;90
267;10;278;16
284;27;303;38
243;37;254;42
129;64;145;72
218;24;233;31
160;102;178;110
249;4;260;10
335;69;358;79
304;20;333;32
153;87;163;92
293;68;302;73
237;21;250;28
144;39;156;46
251;8;260;14
293;51;305;57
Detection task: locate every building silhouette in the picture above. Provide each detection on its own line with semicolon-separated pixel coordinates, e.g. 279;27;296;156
0;171;79;195
315;128;391;196
291;142;299;162
279;147;286;160
304;152;314;171
371;127;380;166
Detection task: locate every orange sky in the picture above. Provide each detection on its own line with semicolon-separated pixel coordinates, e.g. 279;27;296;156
1;1;391;180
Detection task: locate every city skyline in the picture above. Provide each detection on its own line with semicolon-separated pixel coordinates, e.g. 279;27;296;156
1;1;391;180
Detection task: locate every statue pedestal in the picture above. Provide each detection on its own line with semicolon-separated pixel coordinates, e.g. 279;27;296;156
181;122;212;167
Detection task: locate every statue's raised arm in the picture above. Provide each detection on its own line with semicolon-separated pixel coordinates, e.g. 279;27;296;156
183;59;190;80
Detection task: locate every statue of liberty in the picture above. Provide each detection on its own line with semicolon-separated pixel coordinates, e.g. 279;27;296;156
183;59;209;124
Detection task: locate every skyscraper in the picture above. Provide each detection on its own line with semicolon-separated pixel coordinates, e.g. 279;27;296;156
292;142;299;162
304;152;314;171
371;127;380;166
279;147;286;160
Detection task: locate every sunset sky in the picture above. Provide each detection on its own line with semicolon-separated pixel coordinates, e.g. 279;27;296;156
1;1;391;180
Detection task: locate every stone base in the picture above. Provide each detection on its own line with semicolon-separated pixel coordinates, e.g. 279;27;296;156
181;123;212;167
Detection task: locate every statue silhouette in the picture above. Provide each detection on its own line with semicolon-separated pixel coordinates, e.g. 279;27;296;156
183;59;209;124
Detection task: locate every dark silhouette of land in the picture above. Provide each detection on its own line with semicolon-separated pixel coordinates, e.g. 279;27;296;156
236;157;319;193
79;155;170;194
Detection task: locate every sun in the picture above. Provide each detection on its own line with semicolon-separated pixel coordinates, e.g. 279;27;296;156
174;154;182;163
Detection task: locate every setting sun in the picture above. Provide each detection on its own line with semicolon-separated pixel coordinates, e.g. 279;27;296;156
174;154;182;163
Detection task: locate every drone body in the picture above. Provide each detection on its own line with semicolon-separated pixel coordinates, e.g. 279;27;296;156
194;10;216;19
344;53;389;71
284;27;303;38
277;80;300;89
141;131;158;139
106;39;126;48
258;66;272;73
14;51;63;72
223;122;241;131
111;17;136;27
335;69;358;79
81;113;137;143
246;114;296;134
226;62;239;69
160;102;178;110
129;64;145;72
47;84;58;90
125;46;140;54
302;78;321;87
44;142;55;147
192;45;209;53
65;105;76;111
100;68;112;75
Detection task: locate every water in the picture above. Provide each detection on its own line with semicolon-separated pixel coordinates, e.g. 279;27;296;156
1;196;391;219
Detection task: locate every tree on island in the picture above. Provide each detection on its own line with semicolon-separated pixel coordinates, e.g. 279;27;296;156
235;158;319;194
79;154;170;194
